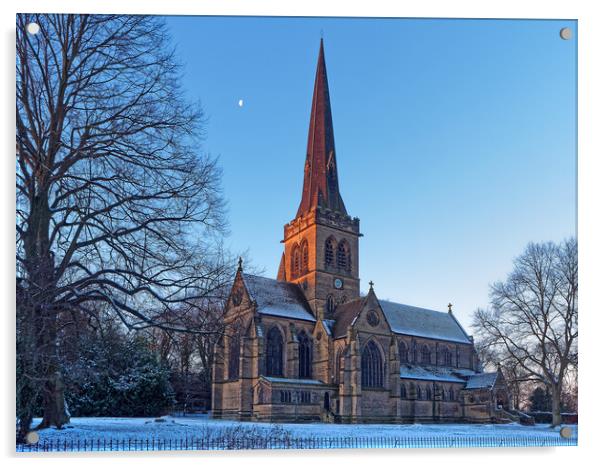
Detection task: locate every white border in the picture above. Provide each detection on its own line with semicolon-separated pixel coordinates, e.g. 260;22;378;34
2;1;600;465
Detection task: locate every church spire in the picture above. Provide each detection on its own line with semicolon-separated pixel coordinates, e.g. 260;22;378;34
296;39;347;218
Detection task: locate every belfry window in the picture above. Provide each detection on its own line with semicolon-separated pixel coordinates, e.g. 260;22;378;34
336;240;351;271
292;244;301;278
301;240;309;275
325;237;336;267
298;331;312;378
361;341;384;388
265;327;284;376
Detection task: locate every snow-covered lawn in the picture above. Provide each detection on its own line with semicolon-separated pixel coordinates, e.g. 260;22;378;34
31;415;577;443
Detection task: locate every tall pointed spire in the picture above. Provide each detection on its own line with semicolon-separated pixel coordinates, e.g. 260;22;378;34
296;39;347;218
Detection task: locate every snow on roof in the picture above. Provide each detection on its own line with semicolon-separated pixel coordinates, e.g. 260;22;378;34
464;372;498;389
379;300;472;344
261;376;326;386
399;364;466;383
242;274;316;322
322;319;335;337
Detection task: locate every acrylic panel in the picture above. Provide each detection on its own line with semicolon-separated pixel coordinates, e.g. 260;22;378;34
15;14;577;452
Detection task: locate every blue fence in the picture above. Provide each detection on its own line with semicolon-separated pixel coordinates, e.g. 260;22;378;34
17;435;577;451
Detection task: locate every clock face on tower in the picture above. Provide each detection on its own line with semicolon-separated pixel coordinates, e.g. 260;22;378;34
334;278;343;289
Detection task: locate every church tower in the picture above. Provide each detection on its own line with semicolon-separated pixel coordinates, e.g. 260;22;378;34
277;39;361;320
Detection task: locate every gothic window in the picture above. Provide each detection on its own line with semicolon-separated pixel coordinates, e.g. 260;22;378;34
398;341;408;363
228;335;240;380
426;386;432;400
421;345;431;365
291;244;301;278
334;348;343;384
441;347;452;366
298;331;312;378
326;295;335;315
448;389;455;401
416;385;422;400
361;341;384;388
279;390;292;403
441;388;446;401
300;239;309;275
265;327;284;376
336;240;351;271
325;237;336;267
400;384;407;399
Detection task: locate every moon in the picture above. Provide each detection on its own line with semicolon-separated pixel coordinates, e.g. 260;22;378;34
238;99;244;108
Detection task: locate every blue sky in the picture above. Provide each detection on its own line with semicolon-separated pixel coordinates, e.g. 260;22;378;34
165;16;576;329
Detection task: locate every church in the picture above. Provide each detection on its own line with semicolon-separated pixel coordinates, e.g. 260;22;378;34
211;40;511;424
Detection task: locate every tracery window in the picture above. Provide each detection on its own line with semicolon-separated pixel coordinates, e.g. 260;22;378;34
398;341;408;363
301;240;309;275
325;237;336;267
336;240;351;271
298;331;312;378
361;341;384;388
265;327;284;376
291;244;301;278
441;347;452;366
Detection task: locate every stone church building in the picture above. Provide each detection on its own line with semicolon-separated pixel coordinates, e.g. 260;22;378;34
212;40;511;423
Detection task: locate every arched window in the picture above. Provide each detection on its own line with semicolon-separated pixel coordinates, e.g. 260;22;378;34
441;347;452;366
426;386;432;400
326;295;336;315
441;387;446;401
361;341;384;388
324;237;336;267
398;341;408;363
421;345;431;365
336;240;351;271
335;348;343;384
449;389;455;401
265;327;284;376
228;335;240;380
416;385;422;400
298;331;312;378
300;240;309;275
400;384;407;399
291;244;301;278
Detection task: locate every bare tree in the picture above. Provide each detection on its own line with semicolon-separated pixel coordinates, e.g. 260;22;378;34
472;239;577;426
16;14;228;438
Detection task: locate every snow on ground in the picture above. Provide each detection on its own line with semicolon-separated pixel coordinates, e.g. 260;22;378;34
32;415;577;443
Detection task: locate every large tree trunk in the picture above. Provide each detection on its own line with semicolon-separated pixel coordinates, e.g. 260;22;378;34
551;383;562;427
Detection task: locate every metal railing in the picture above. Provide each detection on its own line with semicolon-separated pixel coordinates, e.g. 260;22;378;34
16;434;577;452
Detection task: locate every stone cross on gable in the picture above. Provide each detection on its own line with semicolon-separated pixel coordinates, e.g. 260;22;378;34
448;302;453;312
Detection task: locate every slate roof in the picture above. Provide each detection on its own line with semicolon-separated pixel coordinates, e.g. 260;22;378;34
242;274;316;322
332;297;366;338
379;300;472;344
464;372;499;390
399;365;467;383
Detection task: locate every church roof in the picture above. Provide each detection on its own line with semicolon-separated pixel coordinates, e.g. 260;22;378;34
464;372;499;390
379;300;472;344
399;364;467;383
296;38;347;217
332;297;366;338
242;273;316;322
